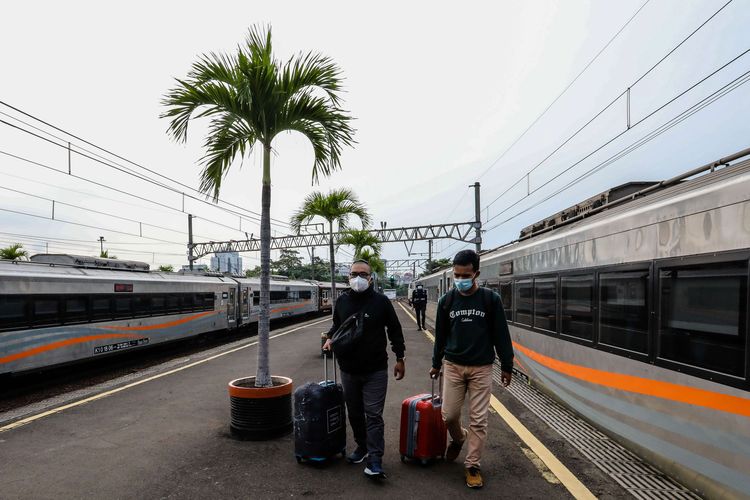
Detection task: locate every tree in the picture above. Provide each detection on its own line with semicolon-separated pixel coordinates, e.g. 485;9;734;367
291;189;371;312
0;243;28;261
158;264;174;272
245;266;262;278
162;26;355;387
100;250;117;259
424;257;451;275
271;249;303;277
338;229;382;259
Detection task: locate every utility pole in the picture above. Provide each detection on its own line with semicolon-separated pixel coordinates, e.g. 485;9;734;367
472;182;482;253
188;214;194;271
98;236;105;255
428;239;433;273
310;246;315;281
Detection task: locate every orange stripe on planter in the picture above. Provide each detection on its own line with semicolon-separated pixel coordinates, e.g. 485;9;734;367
0;333;142;364
102;311;217;331
228;377;293;399
513;341;750;418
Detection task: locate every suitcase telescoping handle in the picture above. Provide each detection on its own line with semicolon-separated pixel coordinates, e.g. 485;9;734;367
324;349;337;384
431;371;443;400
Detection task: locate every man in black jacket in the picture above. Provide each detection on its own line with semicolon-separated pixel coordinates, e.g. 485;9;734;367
323;260;405;479
410;284;428;330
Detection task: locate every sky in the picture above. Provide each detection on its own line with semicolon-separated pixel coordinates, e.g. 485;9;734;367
1;0;749;273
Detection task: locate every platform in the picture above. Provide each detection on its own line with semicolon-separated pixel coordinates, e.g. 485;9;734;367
0;305;627;499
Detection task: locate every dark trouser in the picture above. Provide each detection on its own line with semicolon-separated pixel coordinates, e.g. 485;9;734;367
340;368;388;462
415;306;426;329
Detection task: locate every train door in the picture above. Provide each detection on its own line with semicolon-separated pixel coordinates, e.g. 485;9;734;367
228;288;236;327
241;286;250;324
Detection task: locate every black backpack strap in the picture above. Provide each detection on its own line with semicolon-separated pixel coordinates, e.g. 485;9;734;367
482;287;495;330
441;288;455;312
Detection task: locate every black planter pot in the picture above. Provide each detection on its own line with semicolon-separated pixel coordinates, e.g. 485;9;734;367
228;376;293;440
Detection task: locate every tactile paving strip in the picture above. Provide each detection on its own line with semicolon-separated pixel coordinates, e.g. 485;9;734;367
492;365;702;500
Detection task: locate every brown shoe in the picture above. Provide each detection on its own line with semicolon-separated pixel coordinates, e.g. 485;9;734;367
445;429;468;462
465;467;483;488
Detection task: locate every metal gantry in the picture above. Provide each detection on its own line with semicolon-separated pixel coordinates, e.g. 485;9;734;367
189;221;481;261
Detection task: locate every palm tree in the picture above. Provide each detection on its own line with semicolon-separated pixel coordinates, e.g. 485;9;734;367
100;250;117;259
161;26;355;387
339;229;382;259
290;189;371;310
0;243;28;261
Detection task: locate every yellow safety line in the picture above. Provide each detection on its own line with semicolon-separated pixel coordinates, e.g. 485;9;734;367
0;317;332;433
397;301;596;500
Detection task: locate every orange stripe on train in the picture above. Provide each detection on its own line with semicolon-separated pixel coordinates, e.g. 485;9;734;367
101;311;217;331
0;334;142;364
513;341;750;419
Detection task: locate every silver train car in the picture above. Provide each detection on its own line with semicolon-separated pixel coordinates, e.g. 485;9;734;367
0;254;346;376
417;152;750;498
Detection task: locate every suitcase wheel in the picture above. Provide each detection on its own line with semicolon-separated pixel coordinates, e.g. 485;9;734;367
295;456;304;464
420;459;429;466
400;455;406;463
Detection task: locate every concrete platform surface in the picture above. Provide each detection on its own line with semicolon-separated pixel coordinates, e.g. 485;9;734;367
0;306;626;499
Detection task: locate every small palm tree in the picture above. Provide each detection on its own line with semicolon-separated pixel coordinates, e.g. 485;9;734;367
158;264;175;272
0;243;28;261
291;189;371;309
162;26;355;387
100;250;117;259
339;229;382;259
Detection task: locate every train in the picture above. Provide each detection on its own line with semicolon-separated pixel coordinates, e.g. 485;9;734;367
0;253;347;377
416;150;750;498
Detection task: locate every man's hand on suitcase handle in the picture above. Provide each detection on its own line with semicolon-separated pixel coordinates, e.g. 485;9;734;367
429;367;440;379
322;338;332;352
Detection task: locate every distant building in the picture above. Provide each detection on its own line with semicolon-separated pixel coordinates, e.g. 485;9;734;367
210;252;243;274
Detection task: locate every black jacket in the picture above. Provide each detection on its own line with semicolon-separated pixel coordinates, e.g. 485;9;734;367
326;286;405;374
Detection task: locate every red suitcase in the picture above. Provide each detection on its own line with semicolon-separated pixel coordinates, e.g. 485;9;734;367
399;376;447;464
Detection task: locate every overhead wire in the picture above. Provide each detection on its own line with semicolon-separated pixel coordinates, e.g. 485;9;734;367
0;100;293;229
482;0;736;212
482;64;750;235
476;0;652;182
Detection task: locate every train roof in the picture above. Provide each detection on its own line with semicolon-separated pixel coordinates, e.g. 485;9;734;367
29;253;150;271
417;152;750;282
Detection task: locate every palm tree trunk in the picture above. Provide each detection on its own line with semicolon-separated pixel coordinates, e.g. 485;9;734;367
256;144;272;387
329;220;336;315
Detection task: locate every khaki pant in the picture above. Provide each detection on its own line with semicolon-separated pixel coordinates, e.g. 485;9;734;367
441;361;493;468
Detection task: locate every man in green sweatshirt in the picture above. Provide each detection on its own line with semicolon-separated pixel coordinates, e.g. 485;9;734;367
429;249;514;489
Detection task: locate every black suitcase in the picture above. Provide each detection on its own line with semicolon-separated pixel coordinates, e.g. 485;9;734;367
293;353;346;463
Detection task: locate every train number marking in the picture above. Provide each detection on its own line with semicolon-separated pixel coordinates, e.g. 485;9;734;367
94;338;149;355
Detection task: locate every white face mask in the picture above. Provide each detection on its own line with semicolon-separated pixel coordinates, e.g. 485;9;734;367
349;276;370;293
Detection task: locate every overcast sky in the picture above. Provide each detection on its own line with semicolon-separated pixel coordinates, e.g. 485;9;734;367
1;0;749;272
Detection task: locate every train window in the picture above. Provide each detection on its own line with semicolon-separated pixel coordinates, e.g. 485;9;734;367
91;296;112;320
242;289;249;306
132;295;150;316
534;278;557;332
204;293;215;310
658;262;747;378
33;297;60;325
561;275;594;341
515;280;533;326
166;295;180;313
0;295;27;328
64;296;88;323
300;291;312;300
151;295;166;314
270;291;288;303
114;297;132;317
182;294;195;312
599;270;649;354
500;282;512;322
253;291;260;306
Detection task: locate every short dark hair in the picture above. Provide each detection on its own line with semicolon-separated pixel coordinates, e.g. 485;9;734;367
351;259;371;269
453;249;479;271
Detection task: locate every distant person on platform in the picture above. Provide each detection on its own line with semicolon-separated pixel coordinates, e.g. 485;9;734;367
410;284;428;330
323;259;405;479
429;249;514;489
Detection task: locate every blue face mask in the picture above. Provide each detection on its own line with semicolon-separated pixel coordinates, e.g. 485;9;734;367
454;277;474;293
